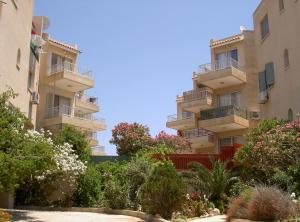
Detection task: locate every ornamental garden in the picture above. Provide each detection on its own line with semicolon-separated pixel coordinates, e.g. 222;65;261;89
0;89;300;221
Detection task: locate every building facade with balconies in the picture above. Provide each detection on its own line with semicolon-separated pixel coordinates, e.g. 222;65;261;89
36;18;106;152
167;30;260;155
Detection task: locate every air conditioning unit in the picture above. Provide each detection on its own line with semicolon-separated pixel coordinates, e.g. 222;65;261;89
259;91;268;104
31;92;40;104
249;111;260;120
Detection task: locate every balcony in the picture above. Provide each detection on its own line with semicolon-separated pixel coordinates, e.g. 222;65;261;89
198;105;249;132
42;105;106;131
45;62;94;92
183;128;214;149
166;113;196;130
75;93;99;113
85;132;99;147
182;88;213;113
91;146;106;156
193;58;246;89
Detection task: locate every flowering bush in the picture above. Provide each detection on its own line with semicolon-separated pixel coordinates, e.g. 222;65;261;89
110;122;154;155
154;131;191;152
235;120;300;191
15;129;86;206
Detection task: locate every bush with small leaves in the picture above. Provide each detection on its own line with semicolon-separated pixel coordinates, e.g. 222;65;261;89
139;161;186;219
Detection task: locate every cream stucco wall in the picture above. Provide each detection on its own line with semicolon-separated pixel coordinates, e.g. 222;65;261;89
253;0;300;120
0;0;37;126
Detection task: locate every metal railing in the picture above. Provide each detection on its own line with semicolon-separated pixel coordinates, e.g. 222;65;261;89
183;88;212;103
85;132;98;140
183;128;214;140
49;61;92;79
45;105;105;124
91;146;106;155
167;112;194;122
194;58;243;76
200;105;247;120
75;93;98;106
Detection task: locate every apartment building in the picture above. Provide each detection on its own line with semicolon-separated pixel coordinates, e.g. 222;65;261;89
0;0;40;127
254;0;300;121
35;17;106;151
167;0;300;155
167;30;260;154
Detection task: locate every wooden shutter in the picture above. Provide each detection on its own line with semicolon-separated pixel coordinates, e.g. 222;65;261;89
265;62;275;87
258;71;267;92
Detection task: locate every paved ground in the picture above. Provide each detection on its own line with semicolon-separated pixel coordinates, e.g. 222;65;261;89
190;215;227;222
7;210;144;222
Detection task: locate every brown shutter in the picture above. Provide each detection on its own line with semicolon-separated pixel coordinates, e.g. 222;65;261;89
265;62;275;87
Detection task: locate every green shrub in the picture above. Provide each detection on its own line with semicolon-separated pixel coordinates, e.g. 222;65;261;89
139;161;186;219
103;180;130;209
74;165;103;207
54;125;90;162
123;156;154;209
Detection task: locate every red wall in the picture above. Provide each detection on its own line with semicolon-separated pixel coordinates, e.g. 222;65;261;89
153;144;242;171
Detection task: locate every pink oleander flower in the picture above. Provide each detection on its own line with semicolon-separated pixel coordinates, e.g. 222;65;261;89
297;137;300;143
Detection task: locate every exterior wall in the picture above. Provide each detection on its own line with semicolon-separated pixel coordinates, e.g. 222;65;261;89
253;0;300;120
0;0;37;127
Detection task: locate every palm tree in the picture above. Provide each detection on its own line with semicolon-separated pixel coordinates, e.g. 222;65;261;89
185;159;238;202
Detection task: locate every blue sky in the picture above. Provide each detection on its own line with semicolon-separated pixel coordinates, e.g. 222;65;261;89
34;0;261;155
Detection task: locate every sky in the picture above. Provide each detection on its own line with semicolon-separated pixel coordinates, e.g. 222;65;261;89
34;0;261;155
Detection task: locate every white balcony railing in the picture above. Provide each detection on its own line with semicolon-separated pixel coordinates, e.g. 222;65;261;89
167;112;194;123
91;146;106;155
194;58;243;76
45;105;105;124
183;88;212;103
49;61;92;79
76;93;98;106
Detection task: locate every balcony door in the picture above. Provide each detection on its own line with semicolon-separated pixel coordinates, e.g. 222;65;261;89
218;92;241;107
51;53;72;73
215;49;238;69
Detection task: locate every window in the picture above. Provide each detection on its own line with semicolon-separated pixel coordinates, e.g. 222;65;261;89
288;108;293;121
260;15;270;40
16;48;21;70
215;49;238;69
279;0;285;11
218;92;241;107
219;137;233;147
51;53;72;73
284;49;290;69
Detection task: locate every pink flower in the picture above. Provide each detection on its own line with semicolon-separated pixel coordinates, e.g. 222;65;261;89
297;138;300;143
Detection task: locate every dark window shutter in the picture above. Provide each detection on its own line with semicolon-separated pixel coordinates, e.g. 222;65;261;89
265;62;275;87
259;71;267;92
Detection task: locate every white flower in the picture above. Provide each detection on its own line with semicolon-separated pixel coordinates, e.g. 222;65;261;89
291;192;296;199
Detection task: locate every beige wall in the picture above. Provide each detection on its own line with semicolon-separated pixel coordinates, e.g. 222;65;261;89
253;0;300;120
0;0;37;126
